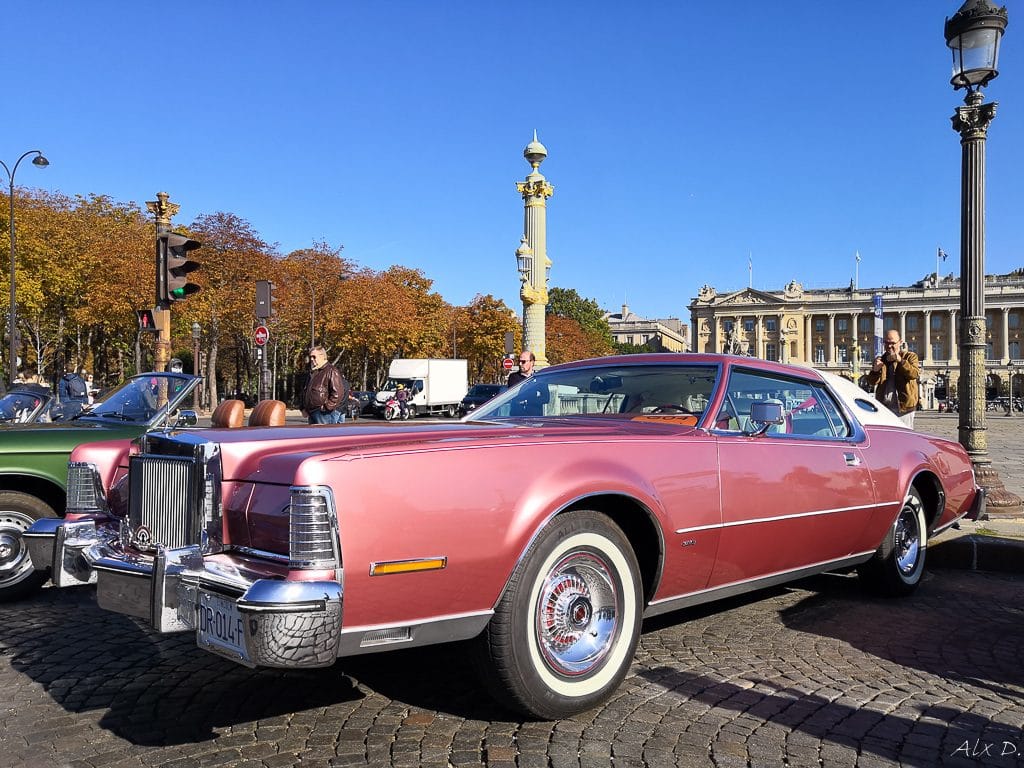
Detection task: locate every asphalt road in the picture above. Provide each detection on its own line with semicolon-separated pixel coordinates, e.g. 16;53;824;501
2;568;1021;768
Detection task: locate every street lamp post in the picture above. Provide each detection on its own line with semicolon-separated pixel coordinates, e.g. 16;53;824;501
2;150;49;383
1008;361;1016;416
298;275;315;349
945;0;1021;515
192;322;202;411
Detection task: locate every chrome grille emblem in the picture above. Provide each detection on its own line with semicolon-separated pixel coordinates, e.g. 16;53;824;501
132;525;154;550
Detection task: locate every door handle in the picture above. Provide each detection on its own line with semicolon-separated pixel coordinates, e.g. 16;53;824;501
844;452;861;466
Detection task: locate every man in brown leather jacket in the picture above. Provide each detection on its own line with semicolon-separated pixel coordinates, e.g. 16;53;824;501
302;346;349;424
865;330;921;428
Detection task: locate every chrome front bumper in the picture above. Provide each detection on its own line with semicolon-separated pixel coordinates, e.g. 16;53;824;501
90;545;343;669
24;517;113;587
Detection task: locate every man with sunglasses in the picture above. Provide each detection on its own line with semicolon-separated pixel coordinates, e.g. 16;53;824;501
866;330;921;427
302;346;349;424
507;351;535;387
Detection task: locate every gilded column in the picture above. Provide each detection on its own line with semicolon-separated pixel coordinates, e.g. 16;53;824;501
516;132;554;368
949;309;959;363
923;310;932;363
804;315;813;362
1002;308;1010;361
827;314;835;364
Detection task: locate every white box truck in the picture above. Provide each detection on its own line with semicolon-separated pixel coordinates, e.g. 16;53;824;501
373;359;469;418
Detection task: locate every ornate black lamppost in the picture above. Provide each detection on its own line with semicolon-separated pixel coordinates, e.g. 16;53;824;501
945;0;1021;514
2;150;49;383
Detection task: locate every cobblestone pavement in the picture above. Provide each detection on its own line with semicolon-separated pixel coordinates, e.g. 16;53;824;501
2;568;1021;768
915;412;1024;503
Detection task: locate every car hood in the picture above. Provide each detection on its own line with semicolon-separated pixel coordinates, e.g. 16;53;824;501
0;419;146;450
179;418;703;485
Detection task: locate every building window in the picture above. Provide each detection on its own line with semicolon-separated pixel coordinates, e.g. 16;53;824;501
837;346;849;363
766;318;777;332
931;314;942;330
907;315;918;332
836;318;848;333
814;345;825;363
765;343;778;361
1010;312;1021;330
907;341;918;354
932;342;943;361
744;318;754;332
1011;341;1021;359
884;316;895;331
985;314;993;329
986;342;995;360
859;316;871;332
860;346;871;362
723;320;734;333
815;318;825;333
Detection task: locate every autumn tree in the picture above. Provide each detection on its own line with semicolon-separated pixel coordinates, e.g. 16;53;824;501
459;294;519;383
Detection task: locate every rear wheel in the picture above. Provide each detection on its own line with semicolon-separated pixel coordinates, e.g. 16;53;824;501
445;404;457;418
858;488;927;596
473;510;642;719
0;492;57;602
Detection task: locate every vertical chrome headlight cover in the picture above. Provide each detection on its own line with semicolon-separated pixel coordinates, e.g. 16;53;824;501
288;486;341;571
66;462;109;515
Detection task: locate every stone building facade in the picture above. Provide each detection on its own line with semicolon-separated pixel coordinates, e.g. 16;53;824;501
604;304;688;352
688;270;1024;408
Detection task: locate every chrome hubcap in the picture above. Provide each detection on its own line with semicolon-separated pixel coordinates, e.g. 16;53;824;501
0;512;32;586
895;506;921;575
536;551;618;677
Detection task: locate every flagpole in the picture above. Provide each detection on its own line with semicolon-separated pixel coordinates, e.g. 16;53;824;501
748;252;752;288
937;245;941;285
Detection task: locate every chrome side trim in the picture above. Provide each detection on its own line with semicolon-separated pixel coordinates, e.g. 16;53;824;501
336;609;493;657
643;550;876;618
675;501;896;535
230;546;289;563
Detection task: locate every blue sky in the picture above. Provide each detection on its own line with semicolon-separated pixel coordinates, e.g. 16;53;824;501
4;1;1022;321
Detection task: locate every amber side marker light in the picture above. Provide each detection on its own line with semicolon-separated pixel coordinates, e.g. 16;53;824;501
370;557;448;576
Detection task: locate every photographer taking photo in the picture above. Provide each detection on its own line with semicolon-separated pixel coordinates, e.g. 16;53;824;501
865;330;921;428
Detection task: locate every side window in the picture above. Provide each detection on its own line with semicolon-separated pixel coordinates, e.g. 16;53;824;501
714;369;850;438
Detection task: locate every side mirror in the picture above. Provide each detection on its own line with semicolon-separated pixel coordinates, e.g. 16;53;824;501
747;401;784;436
175;409;199;427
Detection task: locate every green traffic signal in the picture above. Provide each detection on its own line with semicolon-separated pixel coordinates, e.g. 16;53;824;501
157;233;202;306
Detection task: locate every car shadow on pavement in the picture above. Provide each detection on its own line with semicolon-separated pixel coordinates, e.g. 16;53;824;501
775;570;1024;695
636;570;1024;768
0;587;364;745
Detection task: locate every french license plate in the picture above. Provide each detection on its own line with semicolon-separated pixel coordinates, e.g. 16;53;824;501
196;591;250;663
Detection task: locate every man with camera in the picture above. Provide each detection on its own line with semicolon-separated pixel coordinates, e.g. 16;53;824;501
865;330;921;427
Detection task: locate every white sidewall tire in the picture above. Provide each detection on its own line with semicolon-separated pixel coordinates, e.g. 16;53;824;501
523;529;639;699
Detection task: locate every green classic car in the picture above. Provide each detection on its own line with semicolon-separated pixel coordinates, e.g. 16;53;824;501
0;371;199;601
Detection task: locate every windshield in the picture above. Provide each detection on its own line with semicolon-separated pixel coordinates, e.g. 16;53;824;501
82;373;198;425
0;389;52;423
467;363;719;421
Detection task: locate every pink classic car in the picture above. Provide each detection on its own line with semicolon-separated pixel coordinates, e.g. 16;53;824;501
26;354;982;719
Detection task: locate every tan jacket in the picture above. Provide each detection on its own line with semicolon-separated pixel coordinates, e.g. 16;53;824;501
865;351;921;415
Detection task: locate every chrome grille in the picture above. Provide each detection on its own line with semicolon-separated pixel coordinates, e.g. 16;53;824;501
66;462;108;515
129;455;198;550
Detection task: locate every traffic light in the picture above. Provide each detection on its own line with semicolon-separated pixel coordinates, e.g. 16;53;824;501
156;233;202;307
136;309;158;332
255;280;275;319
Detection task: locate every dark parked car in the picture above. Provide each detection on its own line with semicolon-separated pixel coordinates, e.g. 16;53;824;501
457;383;506;416
0;371;200;601
345;391;374;420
